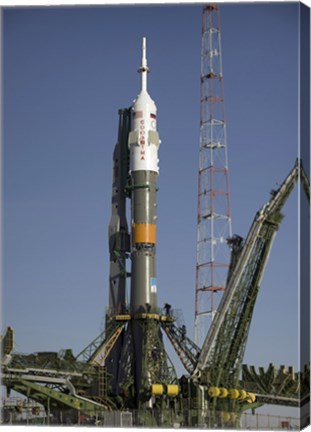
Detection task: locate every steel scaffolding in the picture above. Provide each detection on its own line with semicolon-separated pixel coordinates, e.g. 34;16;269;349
195;4;232;346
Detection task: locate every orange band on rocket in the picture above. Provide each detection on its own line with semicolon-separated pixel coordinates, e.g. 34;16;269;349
132;223;156;244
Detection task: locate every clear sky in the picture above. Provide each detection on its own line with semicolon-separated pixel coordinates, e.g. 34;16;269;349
2;2;308;416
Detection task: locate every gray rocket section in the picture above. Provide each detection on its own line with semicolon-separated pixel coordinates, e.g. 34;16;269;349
130;170;158;314
106;108;131;394
108;109;130;313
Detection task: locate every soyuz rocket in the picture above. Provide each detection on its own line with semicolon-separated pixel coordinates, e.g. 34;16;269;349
127;37;163;400
107;37;167;402
128;37;160;315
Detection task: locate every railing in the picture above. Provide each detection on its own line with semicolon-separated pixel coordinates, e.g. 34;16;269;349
241;411;308;430
1;399;308;429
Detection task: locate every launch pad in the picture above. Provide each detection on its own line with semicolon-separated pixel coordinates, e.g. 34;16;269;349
1;24;310;430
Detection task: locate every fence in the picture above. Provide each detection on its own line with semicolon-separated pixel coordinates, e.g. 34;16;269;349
1;398;308;429
240;411;307;430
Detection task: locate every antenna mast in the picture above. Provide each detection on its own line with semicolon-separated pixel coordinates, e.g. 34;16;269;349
194;4;232;346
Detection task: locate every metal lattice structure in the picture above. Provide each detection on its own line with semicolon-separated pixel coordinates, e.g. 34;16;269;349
193;159;309;384
195;4;232;346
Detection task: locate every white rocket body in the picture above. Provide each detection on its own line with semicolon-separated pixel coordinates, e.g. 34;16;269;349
129;38;160;174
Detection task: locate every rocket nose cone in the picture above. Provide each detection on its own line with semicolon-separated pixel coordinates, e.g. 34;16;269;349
133;90;156;112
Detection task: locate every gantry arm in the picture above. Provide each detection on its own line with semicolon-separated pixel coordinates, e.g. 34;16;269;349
161;321;201;374
192;159;310;382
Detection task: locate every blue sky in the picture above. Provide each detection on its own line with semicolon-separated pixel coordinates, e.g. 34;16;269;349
2;3;308;414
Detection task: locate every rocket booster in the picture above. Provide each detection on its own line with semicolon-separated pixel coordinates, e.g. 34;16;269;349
129;37;161;314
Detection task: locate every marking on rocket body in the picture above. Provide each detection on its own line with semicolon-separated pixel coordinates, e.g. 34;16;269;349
139;118;146;159
150;278;157;293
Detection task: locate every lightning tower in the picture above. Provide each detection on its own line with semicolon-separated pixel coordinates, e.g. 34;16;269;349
194;4;232;346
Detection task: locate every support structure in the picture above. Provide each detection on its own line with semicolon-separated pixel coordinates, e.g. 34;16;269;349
195;4;232;346
193;159;310;384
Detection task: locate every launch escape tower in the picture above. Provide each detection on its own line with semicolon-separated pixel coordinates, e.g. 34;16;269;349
195;4;232;347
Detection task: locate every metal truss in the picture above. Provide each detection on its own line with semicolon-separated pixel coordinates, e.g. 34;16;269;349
241;363;310;407
193;159;310;389
161;321;201;375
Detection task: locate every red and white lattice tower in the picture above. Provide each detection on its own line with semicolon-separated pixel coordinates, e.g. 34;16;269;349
194;4;232;347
